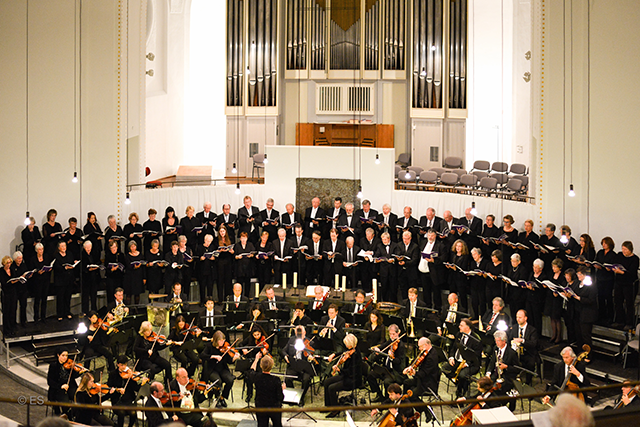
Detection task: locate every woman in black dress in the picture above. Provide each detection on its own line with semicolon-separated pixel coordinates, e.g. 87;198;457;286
613;241;640;329
180;205;202;252
12;251;29;327
167;315;200;377
104;240;125;300
54;241;77;321
80;241;100;315
255;231;274;297
142;208;162;254
42;208;63;256
21;216;42;264
30;243;51;323
0;256;17;336
47;348;80;416
164;240;184;293
481;214;501;260
505;253;529;317
499;215;519;275
578;234;596;262
196;233;216;303
104;214;124;253
216;225;234;300
124;241;145;305
364;309;386;356
162;206;180;255
469;247;489;318
145;239;165;294
595;236;616;323
233;231;256;296
526;258;547;334
178;235;195;286
123;212;144;256
544;258;565;343
485;250;503;302
447;239;470;312
74;372;114;426
65;217;84;260
83;212;103;262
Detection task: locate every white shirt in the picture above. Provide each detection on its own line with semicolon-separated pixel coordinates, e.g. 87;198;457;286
314;242;320;255
151;396;169;419
421;240;435;273
206;309;214;327
310;207;318;228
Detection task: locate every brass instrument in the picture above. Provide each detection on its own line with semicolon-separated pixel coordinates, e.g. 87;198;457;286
451;360;467;384
496;350;503;380
512;339;523;357
168;297;182;312
111;303;128;324
407;318;416;338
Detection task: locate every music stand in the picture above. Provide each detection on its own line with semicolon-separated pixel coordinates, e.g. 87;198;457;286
284;388;316;422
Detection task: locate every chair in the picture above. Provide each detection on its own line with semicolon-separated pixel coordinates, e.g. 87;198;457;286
407;166;424;175
491;161;509;173
509;163;528;175
429;167;447;179
396;153;411;167
443;156;463;169
477;177;498;196
418;171;438;191
490;172;509;187
622;323;640;370
470;160;491;172
498;178;523;199
394;164;402;179
398;170;417;189
449;168;467;178
252;153;265;179
436;172;459;191
458;174;478;194
516;175;529;193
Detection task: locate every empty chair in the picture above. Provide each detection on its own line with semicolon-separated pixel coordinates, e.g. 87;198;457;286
418;171;438;191
443;156;463;169
491;172;509;187
509;163;527;175
396;153;411;167
516;175;529;192
252;153;265;179
429;167;447;178
478;177;498;195
491;161;509;173
407;166;424;175
470;160;491;172
394;164;402;177
449;169;467;178
499;178;524;198
458;174;478;194
397;169;417;189
471;170;489;181
439;172;459;186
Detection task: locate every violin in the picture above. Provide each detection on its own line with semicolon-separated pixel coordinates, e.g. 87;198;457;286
219;340;239;358
192;380;220;396
450;380;503;426
257;336;270;355
389;341;399;360
159;390;182;404
405;349;427;377
331;348;355;376
91;318;119;335
145;331;175;345
63;358;89;374
88;383;111;395
119;367;150;385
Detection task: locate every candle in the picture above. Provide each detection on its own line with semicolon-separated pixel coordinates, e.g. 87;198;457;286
335;274;339;290
342;276;347;292
372;279;378;302
293;272;298;288
283;273;287;290
255;282;260;299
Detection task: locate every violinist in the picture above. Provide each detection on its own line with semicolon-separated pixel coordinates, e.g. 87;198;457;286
281;325;316;405
368;324;406;403
168;368;212;427
324;333;363;418
542;347;589;406
168;315;200;377
402;337;440;402
74;372;114;426
370;383;416;426
133;321;173;381
107;355;141;427
200;330;240;408
442;318;483;398
145;381;179;427
79;311;115;371
239;325;270;402
46;347;79;416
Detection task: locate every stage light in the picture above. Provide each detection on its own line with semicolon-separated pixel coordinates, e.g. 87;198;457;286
125;192;131;205
232;163;237;174
263;153;268;164
375;154;380;165
72;172;78;183
77;322;88;334
357;186;363;199
497;320;508;331
24;212;31;226
568;184;575;197
235;183;241;195
560;235;568;244
294;338;305;352
405;170;411;179
470;202;478;216
583;276;592;286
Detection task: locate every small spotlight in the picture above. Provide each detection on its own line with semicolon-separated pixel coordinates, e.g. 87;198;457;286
405;170;411;180
568;184;575;197
146;69;154;77
24;212;31;226
235;183;241;195
357;186;363;200
125;192;131;205
583;276;592;286
470;202;478;216
560;235;569;244
77;322;88;334
232;163;237;174
375;153;380;165
263;154;268;164
420;67;427;77
497;320;508;331
72;172;78;183
146;52;155;61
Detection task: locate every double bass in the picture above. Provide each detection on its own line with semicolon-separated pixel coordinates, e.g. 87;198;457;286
558;344;591;402
450;379;503;426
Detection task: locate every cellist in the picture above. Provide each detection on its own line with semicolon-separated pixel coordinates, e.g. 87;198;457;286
542;346;589;405
370;383;417;427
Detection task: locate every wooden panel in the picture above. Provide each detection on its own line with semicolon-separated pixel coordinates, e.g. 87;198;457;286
295;123;395;147
295;123;315;145
377;124;394;148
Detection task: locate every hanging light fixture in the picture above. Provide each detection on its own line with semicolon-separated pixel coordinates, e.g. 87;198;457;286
235;182;241;195
232;163;237;174
125;191;131;205
24;212;31;226
375;153;380;165
568;184;575;197
560;234;568;244
72;171;78;183
357;186;363;199
404;169;411;179
470;201;477;216
263;153;268;164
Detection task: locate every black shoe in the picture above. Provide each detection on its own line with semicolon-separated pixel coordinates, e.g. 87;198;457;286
215;400;223;408
326;411;340;418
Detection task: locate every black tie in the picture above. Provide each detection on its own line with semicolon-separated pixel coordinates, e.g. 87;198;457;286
519;327;523;339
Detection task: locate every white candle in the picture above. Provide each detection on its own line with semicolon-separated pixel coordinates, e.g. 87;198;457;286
372;279;378;302
283;273;287;290
335;274;339;290
293;272;298;288
342;276;347;292
255;282;260;299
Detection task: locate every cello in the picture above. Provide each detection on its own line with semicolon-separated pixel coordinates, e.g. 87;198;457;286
558;344;591;402
376;390;418;427
450;379;503;426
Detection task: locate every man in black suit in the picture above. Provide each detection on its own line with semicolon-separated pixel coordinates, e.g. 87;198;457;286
438;210;458;249
394;230;420;299
224;283;250;311
403;337;441;400
359;227;380;292
418;207;443;242
290;224;311;287
369;324;407;402
196;202;217;244
337;202;360;242
342;236;361;289
168;368;210;427
485;330;520;400
507;309;539;384
318;304;346;352
305;231;324;286
342;289;372;317
541;346;589;406
354;199;379;224
442;318;484;397
457;207;483;251
418;229;448;310
308;285;328;322
611;381;640;408
272;228;293;285
281;325;316;405
145;381;178;427
397;206;419;242
303;197;326;238
237;195;261;245
481;297;511;334
377;203;399;242
261;285;286;313
199;296;224;330
325;197;347;238
322;228;346;287
216;204;237;243
375;232;397;302
572;266;598;349
166;282;188;321
260;198;280;241
280;203;303;238
105;287;130;322
402;287;426;321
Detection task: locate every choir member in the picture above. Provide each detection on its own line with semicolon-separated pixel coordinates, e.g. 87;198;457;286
418;228;446;310
342;236;360;289
42;208;63;256
134;321;172;381
281;325;316;405
124;240;145;305
545;258;565;344
577;233;596;262
418;207;443;241
1;256;17;336
80;311;115;371
394;230;420;299
162;206;180;254
337;202;360;242
595;236;616;323
104;240;125;299
168;315;200;377
518;219;540;273
456;207;483;251
30;243;50;323
21;216;42;263
485;250;503;303
376;204;399;242
368;324;406;402
468;247;489;318
355;199;379;239
375;232;397;302
481;214;502;259
178;235;195;286
145;239;165;294
196;202;218;244
255;231;274;293
201;330;240;408
570;266;598;348
104;214;124;253
142;208;162;254
538;223;561;275
83;212;103;261
215;225;234;299
65;217;84;260
123;212;144;255
47;347;79;416
74;372;115;426
11;251;29;327
562;268;579;345
526;258;547;333
359;227;380;292
260;198;280;241
326;197;347;237
233;231;255;293
216;204;237;244
280;203;303;238
504;253;528;316
272;228;293;285
163;240;184;293
249;354;284;427
180;205;202;252
80;241;100;315
54;241;76;321
559;225;580;266
446;239;470;312
196;234;216;302
237;195;260;244
290;224;310;286
322;228;345;287
499;215;519;275
304;231;324;287
613;241;639;329
303;196;325;238
438;210;458;249
324;333;363;418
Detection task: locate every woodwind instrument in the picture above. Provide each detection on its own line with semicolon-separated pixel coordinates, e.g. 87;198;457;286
451;360;467;384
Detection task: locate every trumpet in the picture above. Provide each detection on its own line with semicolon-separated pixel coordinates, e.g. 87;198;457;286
407;318;416;338
452;360;467;384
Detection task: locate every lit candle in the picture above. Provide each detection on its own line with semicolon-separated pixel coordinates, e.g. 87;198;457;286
293;272;298;288
342;276;347;292
335;274;339;290
372;279;378;302
255;282;260;299
283;273;287;290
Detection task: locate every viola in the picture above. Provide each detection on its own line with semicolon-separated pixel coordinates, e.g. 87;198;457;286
88;383;111;395
405;349;427;377
389;340;399;360
91;318;119;335
159;390;182;404
63;359;89;374
331;348;355;376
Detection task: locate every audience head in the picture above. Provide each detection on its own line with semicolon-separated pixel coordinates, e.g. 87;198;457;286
548;394;594;427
